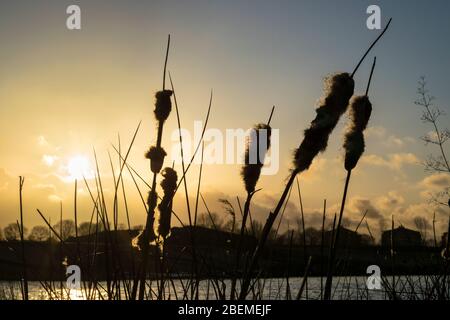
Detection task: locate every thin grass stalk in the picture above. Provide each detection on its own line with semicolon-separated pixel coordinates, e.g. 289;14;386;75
296;256;312;300
238;171;297;300
323;213;337;299
296;177;308;299
193;142;205;227
168;73;198;299
320;199;326;299
93;151;114;299
110;147;185;227
285;230;294;300
18;176;28;300
391;215;396;299
139;35;171;300
59;202;63;299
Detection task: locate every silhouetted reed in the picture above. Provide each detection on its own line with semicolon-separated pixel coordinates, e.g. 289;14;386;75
156;167;178;240
242;123;272;194
343;95;372;171
231;110;273;299
239;20;392;299
146;146;167;174
294;72;354;172
324;57;375;300
136;35;172;300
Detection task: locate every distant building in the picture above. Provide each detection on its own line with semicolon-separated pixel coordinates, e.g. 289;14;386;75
381;226;422;247
323;227;363;248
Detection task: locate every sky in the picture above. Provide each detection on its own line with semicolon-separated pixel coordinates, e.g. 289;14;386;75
0;0;449;240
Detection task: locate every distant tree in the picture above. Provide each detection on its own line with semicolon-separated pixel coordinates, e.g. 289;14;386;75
304;227;321;246
3;223;27;241
78;221;105;236
250;220;264;239
197;212;223;230
218;199;236;233
29;225;49;241
53;220;75;240
414;216;430;243
415;77;450;206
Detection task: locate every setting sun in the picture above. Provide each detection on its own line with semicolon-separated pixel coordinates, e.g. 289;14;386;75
66;155;93;181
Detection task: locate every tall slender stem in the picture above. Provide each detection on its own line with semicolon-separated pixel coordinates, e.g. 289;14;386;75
351;18;391;78
324;169;352;300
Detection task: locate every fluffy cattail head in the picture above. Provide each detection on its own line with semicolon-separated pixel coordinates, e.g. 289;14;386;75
293;72;354;173
241;123;272;194
132;227;157;251
145;146;167;173
347;95;372;132
133;189;159;250
312;73;355;129
343;131;365;171
156;168;178;240
343;95;373;171
160;167;178;194
154;90;173;122
146;189;158;213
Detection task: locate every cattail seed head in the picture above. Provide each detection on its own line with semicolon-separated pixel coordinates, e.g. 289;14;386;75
156;168;178;239
343;130;365;171
145;146;167;173
241;123;272;194
132;226;157;251
154;90;173;122
343;95;372;171
347;95;372;132
294;73;354;172
132;189;159;250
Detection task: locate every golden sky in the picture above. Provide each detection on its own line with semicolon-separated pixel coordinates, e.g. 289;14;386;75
1;0;450;240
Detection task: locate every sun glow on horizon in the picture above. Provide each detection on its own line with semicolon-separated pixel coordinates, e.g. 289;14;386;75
66;155;94;181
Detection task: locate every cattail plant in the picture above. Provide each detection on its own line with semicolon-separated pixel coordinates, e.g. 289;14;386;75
146;146;167;174
135;35;172;300
231;108;274;299
242;122;272;194
239;20;392;300
155;167;178;241
324;57;376;300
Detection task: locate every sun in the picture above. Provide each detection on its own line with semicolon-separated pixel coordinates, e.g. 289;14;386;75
67;155;93;180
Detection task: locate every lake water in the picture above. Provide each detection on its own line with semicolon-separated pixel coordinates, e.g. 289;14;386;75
1;275;433;300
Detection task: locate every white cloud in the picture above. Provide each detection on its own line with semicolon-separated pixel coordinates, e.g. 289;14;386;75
361;153;420;170
365;126;415;148
42;154;59;166
419;173;450;190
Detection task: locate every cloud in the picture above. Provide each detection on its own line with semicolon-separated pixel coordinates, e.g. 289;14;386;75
0;168;14;192
32;183;57;193
365;126;415;148
42;154;59;166
366;126;386;138
298;158;327;182
48;194;63;202
347;197;383;220
361;153;420;170
37;135;50;147
419;173;450;190
376;191;405;212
